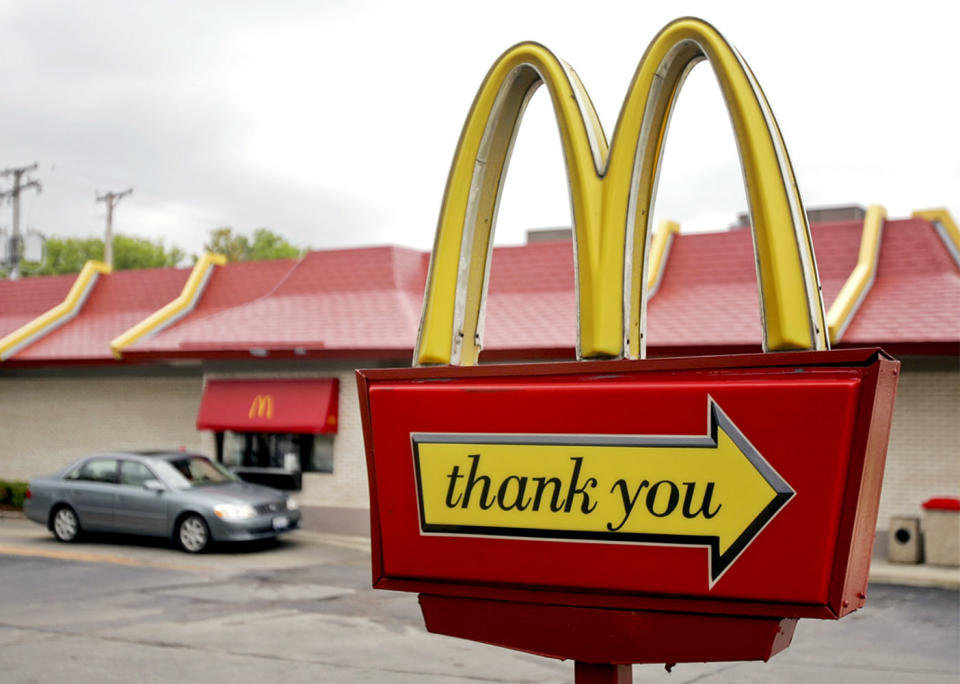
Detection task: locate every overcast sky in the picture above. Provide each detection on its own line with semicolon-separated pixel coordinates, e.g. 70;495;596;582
1;1;957;261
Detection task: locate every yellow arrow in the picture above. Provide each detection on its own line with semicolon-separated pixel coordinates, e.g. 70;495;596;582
413;399;793;584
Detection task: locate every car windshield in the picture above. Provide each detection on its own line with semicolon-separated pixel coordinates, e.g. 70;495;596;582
155;455;238;488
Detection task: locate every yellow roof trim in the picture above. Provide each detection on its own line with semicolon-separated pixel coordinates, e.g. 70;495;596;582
0;260;112;361
912;208;960;269
826;204;886;344
646;220;680;298
110;252;226;359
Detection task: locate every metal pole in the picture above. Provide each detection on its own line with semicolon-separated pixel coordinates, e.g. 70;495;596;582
104;195;114;268
96;188;132;269
11;170;21;279
1;163;41;280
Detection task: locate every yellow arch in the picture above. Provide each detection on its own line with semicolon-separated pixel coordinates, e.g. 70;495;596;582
415;17;827;366
646;220;680;298
826;204;886;343
415;42;608;365
913;208;960;268
110;252;226;359
613;18;827;357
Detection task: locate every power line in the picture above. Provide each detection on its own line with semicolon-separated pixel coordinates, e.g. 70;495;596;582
1;163;42;280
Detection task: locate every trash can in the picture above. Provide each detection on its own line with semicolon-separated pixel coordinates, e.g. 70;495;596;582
888;516;923;563
922;497;960;567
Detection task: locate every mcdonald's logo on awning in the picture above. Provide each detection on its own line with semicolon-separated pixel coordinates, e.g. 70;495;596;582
248;394;275;420
196;379;339;434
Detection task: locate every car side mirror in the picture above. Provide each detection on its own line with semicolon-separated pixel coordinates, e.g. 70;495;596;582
143;479;166;493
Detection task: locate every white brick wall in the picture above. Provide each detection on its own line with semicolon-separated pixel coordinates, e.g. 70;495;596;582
301;369;368;508
0;374;206;480
877;357;960;528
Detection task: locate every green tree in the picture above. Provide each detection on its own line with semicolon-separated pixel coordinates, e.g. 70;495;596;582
25;234;186;275
204;227;302;262
248;228;302;260
37;237;104;275
204;227;249;262
112;235;186;271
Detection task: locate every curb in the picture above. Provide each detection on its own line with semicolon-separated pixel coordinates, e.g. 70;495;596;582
869;560;960;591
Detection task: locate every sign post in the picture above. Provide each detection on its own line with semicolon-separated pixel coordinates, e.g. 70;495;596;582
359;17;898;681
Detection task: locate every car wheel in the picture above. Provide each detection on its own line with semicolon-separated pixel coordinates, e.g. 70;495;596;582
177;514;210;553
52;505;81;543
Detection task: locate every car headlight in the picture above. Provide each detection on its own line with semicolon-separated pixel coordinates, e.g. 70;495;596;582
285;496;299;511
214;503;256;520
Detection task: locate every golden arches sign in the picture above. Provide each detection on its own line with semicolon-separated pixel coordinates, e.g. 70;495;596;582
415;17;828;366
249;394;274;420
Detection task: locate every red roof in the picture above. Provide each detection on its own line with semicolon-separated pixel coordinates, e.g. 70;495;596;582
1;214;957;365
187;257;299;314
133;247;427;356
842;218;960;347
646;220;865;353
0;272;76;339
9;266;190;362
483;240;576;353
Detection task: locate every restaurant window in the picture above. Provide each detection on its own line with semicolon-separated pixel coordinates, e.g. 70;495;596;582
310;434;334;473
219;431;334;474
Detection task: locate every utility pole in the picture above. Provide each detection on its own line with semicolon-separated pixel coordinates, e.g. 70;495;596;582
1;163;42;280
96;188;132;269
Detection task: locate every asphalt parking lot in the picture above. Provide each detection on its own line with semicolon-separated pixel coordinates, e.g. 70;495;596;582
0;518;957;683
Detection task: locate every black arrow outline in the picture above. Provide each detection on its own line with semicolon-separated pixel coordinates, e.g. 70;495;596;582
411;397;794;585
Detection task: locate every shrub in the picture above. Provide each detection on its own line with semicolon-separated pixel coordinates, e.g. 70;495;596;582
0;480;28;509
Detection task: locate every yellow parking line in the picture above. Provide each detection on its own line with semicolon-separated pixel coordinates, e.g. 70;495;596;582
0;545;207;572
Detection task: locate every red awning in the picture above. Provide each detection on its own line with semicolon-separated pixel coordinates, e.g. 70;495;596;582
196;378;339;433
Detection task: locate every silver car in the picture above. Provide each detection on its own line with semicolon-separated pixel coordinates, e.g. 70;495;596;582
23;451;301;553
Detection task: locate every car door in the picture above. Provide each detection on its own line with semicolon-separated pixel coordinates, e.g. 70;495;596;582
66;458;119;531
114;460;169;536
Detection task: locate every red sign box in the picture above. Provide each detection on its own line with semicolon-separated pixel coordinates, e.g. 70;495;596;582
359;348;898;621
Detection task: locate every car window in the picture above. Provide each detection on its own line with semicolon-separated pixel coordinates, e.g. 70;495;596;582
70;458;119;484
164;456;237;487
119;460;155;487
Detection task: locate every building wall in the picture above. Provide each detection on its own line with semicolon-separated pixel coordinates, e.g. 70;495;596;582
0;363;370;509
877;356;960;528
0;371;205;480
302;369;367;508
2;356;956;526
